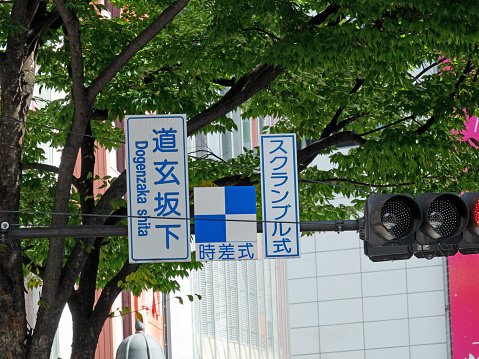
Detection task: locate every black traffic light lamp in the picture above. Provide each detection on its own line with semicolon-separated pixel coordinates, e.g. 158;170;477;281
363;194;422;261
458;192;479;255
414;193;468;259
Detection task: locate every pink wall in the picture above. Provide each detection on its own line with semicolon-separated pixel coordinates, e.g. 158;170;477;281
449;115;479;359
449;254;479;359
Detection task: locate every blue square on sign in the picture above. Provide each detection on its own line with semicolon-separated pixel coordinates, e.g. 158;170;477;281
225;186;256;214
195;215;226;243
194;186;257;251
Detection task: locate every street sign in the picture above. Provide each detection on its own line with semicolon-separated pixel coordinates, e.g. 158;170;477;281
194;186;257;261
260;134;301;258
126;114;190;262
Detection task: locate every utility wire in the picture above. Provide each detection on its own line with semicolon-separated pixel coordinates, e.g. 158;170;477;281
108;294;201;319
0;208;327;227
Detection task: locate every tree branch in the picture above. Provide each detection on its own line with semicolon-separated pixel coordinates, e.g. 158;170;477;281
53;0;85;102
90;108;109;121
187;4;343;137
22;162;59;174
416;60;474;135
336;113;368;131
78;122;96;217
243;27;280;41
308;4;341;25
57;175;128;300
187;63;283;135
35;0;91;344
321;78;365;139
26;3;62;57
104;207;127;226
22;256;45;280
50;0;90;227
213;175;257;187
415;115;436;136
298;131;366;170
212;77;236;87
57;171;127;310
90;170;127;217
22;162;81;189
92;260;140;321
359;115;415;136
0;51;5;87
68;237;102;323
10;0;29;24
68;256;139;359
453;60;474;92
302;174;459;189
86;0;191;103
410;58;448;82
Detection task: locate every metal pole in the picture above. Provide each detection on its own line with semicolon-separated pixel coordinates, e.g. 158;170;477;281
8;219;361;239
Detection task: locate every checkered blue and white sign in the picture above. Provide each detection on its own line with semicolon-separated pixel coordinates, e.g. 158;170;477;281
194;187;258;261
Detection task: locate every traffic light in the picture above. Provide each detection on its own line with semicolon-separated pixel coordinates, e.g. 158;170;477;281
413;193;468;259
458;192;479;255
362;194;422;262
362;192;478;261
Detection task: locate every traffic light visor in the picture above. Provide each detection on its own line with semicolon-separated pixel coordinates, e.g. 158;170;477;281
426;197;460;238
368;194;422;242
460;192;479;237
416;193;468;240
475;201;479;225
380;198;415;238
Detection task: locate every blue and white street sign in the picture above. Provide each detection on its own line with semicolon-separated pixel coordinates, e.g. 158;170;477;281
126;114;190;262
261;134;301;258
194;186;257;261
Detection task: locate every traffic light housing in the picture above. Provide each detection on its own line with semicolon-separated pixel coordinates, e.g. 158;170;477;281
362;192;478;261
458;192;479;254
414;193;468;259
362;194;422;262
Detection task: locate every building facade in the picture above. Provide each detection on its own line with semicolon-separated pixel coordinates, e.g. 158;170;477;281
169;112;290;359
288;144;479;359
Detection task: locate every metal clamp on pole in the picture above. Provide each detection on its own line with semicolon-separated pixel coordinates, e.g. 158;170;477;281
358;217;365;241
334;219;344;233
0;222;9;241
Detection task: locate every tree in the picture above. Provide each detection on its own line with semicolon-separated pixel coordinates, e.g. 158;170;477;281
1;0;479;358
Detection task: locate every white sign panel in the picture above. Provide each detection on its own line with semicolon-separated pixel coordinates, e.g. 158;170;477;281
126;114;190;262
194;187;257;261
261;134;301;258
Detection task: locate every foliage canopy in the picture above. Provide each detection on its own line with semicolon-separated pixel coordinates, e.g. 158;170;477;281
1;0;479;358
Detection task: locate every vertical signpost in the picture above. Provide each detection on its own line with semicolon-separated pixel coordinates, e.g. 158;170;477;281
126;114;190;263
260;134;301;258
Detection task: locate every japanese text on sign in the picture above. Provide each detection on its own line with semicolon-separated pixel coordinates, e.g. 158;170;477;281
126;115;190;262
261;134;300;258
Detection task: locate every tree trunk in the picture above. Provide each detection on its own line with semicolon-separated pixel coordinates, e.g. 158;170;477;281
70;311;104;359
0;18;65;359
0;36;36;358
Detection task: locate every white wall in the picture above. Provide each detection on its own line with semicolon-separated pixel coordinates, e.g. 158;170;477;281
170;276;195;359
288;152;449;359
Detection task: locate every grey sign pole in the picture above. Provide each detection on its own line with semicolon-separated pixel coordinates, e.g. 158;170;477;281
6;219;362;240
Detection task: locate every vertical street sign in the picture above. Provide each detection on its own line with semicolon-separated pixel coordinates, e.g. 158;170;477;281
260;134;301;258
194;186;257;261
126;114;190;262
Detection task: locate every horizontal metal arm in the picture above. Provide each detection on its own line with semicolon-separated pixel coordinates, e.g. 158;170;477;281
7;220;361;239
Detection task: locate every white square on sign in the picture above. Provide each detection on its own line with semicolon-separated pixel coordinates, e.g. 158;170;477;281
194;187;225;215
